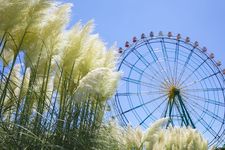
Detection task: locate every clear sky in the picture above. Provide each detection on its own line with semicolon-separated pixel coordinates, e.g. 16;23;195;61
65;0;225;68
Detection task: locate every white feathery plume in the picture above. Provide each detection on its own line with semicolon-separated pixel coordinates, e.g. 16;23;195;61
74;68;120;102
0;0;29;32
107;118;127;147
2;0;58;61
142;117;169;149
108;118;122;138
102;45;119;69
59;21;93;73
55;20;120;94
74;34;106;76
142;122;208;150
39;3;71;54
123;125;143;149
53;22;83;88
23;3;71;69
25;0;54;26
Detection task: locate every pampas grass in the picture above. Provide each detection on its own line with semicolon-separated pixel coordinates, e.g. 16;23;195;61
0;0;120;149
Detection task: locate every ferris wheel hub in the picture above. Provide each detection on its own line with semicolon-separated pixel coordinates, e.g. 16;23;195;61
168;86;180;101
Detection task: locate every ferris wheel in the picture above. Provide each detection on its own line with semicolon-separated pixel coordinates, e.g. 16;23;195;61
113;31;225;146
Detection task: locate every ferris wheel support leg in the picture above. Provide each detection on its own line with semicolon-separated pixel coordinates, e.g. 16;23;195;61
174;100;188;127
166;100;175;127
177;94;196;128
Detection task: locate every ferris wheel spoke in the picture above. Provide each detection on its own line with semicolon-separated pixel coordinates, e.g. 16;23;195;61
179;58;208;86
117;91;165;96
144;40;172;85
132;49;163;80
120;94;167;115
177;47;195;85
185;102;219;137
182;92;225;107
122;77;160;89
131;48;170;84
161;39;169;60
122;59;163;84
145;40;159;62
182;95;224;123
185;87;225;93
173;42;180;85
181;71;221;89
122;59;143;74
161;39;173;83
139;97;168;125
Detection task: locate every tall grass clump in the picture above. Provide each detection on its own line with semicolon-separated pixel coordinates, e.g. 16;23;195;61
106;118;208;150
0;0;121;149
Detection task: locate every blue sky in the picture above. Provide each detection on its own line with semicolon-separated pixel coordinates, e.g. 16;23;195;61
65;0;225;68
